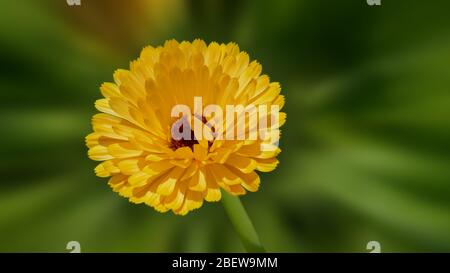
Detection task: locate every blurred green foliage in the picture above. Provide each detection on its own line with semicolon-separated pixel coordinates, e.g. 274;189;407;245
0;0;449;252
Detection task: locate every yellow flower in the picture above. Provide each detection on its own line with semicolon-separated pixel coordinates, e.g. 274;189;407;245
86;39;286;215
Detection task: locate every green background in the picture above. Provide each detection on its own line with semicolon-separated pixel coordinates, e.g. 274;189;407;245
0;0;449;252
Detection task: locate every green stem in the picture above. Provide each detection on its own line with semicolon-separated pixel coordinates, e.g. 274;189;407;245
221;191;265;253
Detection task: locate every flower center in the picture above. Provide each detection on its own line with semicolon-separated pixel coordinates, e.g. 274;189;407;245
169;123;198;150
169;116;213;151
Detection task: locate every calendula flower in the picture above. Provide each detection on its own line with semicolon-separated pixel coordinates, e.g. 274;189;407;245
86;39;285;215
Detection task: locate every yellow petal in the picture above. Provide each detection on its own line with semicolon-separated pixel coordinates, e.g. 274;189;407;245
250;82;280;105
272;95;285;109
145;153;167;161
95;99;117;116
230;169;260;192
108;174;128;191
100;82;121;98
94;163;111;177
193;144;208;161
185;190;204;210
156;167;184;196
209;147;232;164
209;164;241;185
143;160;174;175
164;183;187;210
204;168;221;202
173;146;194;159
170;158;192;168
255;158;279;172
128;172;151;186
108;143;143;158
225;154;257;173
253;75;270;98
188;168;207;192
88;145;113;161
118;159;142;175
228;184;246;195
180;162;199;181
237;142;280;159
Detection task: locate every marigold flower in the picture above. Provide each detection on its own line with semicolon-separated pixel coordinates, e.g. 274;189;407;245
86;39;286;215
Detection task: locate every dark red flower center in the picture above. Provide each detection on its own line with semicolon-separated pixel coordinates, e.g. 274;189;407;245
169;116;214;151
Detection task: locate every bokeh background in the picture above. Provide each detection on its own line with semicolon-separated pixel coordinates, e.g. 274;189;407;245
1;0;449;252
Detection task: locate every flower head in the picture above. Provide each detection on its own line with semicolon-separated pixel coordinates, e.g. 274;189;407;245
86;39;285;215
